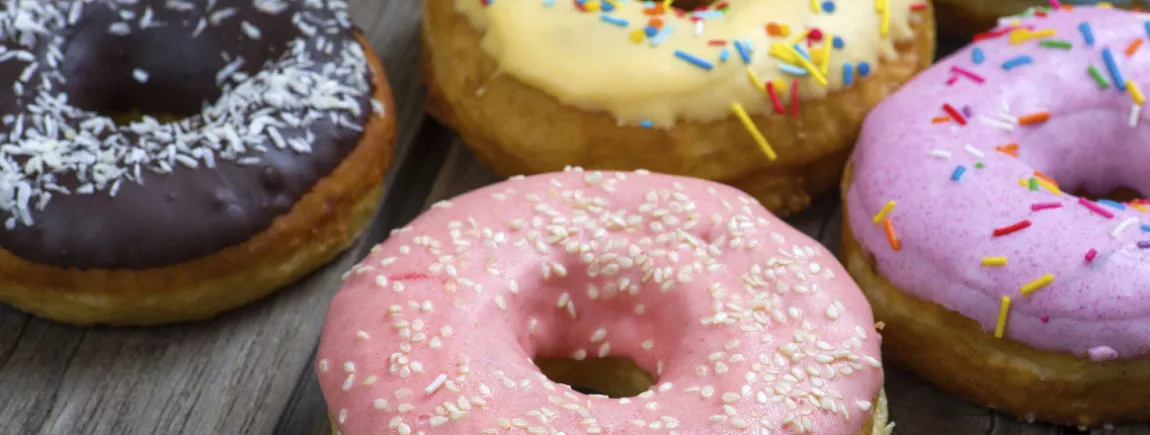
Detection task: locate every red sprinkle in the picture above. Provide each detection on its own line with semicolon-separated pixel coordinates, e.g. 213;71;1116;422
1079;197;1116;219
945;76;959;86
1031;202;1062;211
766;81;786;114
790;79;800;118
950;65;986;84
808;28;824;42
1085;248;1098;263
910;3;929;11
993;220;1032;237
708;39;727;46
942;103;967;125
1041;316;1050;323
973;25;1034;41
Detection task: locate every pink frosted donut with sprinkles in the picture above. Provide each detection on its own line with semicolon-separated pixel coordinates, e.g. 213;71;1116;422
317;169;889;435
843;4;1150;426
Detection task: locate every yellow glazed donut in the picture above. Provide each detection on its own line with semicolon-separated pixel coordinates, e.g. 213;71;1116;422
422;0;936;216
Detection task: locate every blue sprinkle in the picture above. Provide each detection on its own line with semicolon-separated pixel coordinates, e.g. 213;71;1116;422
777;62;809;76
601;1;615;11
1102;48;1127;91
793;44;812;61
821;1;835;12
734;40;752;64
640;120;654;128
843;63;854;85
1145;21;1150;40
543;0;555;6
644;25;658;37
858;61;871;77
600;14;628;27
972;47;985;64
693;10;723;19
951;166;966;181
1140;224;1150;232
1098;199;1127;210
650;25;673;46
1079;22;1095;46
674;50;714;70
832;36;844;49
1001;55;1032;70
719;48;730;62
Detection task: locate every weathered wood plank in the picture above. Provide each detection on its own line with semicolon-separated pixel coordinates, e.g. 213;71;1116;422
0;1;429;434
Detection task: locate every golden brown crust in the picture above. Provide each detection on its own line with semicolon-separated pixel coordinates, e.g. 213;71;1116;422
0;35;396;326
420;0;936;216
840;163;1150;426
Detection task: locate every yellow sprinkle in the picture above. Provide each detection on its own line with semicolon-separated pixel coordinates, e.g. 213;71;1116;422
1020;273;1055;296
788;29;810;46
874;0;885;12
1134;203;1148;212
981;257;1008;266
1129;80;1145;105
880;0;890;37
1017;178;1027;187
663;0;673;6
994;296;1011;338
770;79;786;92
779;24;792;37
746;68;765;93
783;44;828;86
811;0;820;12
585;0;601;11
629;29;645;43
820;33;833;74
1099;2;1113;8
871;200;896;224
1009;28;1056;45
731;103;777;161
769;42;801;64
1033;177;1062;195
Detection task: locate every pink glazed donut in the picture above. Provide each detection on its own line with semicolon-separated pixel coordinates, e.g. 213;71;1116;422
317;169;887;435
842;5;1150;426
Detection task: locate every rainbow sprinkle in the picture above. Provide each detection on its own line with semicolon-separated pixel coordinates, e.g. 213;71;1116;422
1079;197;1116;219
995;296;1011;338
1079;21;1095;45
872;200;896;223
1088;64;1110;88
1002;55;1034;70
1102;48;1127;91
1020;273;1055;296
982;257;1008;266
674;50;713;70
951;165;966;181
730;103;777;161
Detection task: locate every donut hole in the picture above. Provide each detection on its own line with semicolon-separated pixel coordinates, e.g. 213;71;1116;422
1072;186;1146;203
667;0;716;10
533;357;654;398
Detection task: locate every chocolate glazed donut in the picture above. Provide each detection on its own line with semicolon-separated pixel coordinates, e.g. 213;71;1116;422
0;0;396;326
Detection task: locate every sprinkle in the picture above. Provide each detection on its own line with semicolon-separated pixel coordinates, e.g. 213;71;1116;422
1132;104;1143;127
950;165;967;181
928;150;952;159
822;1;835;12
746;68;765;92
1032;177;1061;195
766;81;786;114
1079;22;1095;46
942;103;967;125
982;257;1008;266
972;47;985;64
783;45;827;86
1098;199;1126;210
1038;40;1072;49
424;373;448;395
1031;202;1062;211
1088;65;1110;89
719;48;730;62
879;0;890;36
674;50;713;70
1146;21;1150;40
1010;28;1055;44
1018;111;1050;125
730;104;777;160
843;63;854;85
132;68;150;83
950;66;985;83
1079;198;1116;219
882;219;900;251
1102;48;1127;91
1129;80;1145;105
832;36;844;49
733;40;752;64
651;25;673;46
979;115;1015;131
810;0;820;12
963;144;985;158
790;79;800;117
819;34;833;74
601;14;628;26
931;116;951;123
1028;178;1039;191
778;63;808;76
858;62;871;77
993;220;1031;237
640;120;654;128
1113;217;1140;238
872;200;896;223
1128;38;1145;57
1139;241;1150;249
1002;55;1033;70
1086;248;1098;262
994;296;1011;338
1020;274;1055;296
996;143;1019;157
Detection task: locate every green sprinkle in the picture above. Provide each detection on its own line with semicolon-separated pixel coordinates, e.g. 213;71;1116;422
1038;40;1072;50
1088;65;1110;89
975;162;985;169
1028;178;1038;191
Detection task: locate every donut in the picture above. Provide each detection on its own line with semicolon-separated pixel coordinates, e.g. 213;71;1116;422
317;169;889;435
932;0;1149;38
842;5;1150;425
0;0;395;326
421;0;936;216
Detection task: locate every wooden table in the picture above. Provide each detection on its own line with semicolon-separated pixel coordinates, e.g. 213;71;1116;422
0;2;1144;434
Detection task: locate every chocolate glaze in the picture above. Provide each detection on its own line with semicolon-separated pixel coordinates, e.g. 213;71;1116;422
0;0;376;269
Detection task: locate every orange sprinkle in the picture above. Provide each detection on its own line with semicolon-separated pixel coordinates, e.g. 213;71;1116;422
644;4;665;15
648;18;664;28
883;219;901;251
1132;202;1148;212
995;143;1019;157
766;22;782;36
931;116;951;123
1127;38;1144;57
1018;111;1051;125
1033;170;1058;187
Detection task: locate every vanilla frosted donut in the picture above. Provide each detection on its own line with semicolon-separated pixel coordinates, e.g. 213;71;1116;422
318;170;888;435
843;6;1150;425
422;0;936;215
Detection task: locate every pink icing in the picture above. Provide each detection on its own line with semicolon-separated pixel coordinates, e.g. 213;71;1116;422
317;170;883;435
846;7;1150;359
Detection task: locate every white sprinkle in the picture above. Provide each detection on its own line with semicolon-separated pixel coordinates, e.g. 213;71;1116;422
1112;217;1140;239
1132;104;1143;128
928;150;952;160
132;68;149;83
425;374;448;395
962;144;985;158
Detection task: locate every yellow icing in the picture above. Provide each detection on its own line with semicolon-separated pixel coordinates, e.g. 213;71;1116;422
454;0;923;126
